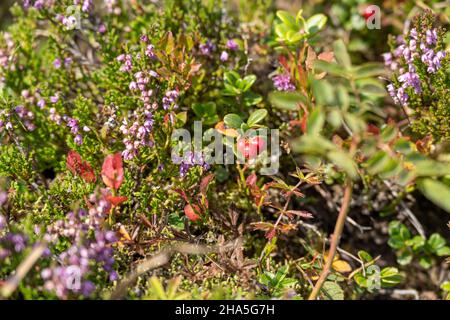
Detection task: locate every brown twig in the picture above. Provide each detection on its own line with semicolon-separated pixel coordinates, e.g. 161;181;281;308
308;178;353;300
0;242;47;298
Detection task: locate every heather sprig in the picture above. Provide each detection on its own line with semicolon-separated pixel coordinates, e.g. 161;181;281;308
384;11;449;142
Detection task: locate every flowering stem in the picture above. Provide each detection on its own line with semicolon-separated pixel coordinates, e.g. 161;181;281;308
308;178;353;300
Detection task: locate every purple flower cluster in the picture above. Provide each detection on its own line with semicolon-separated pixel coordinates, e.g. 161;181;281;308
14;105;36;131
272;73;295;91
384;27;447;106
0;232;28;260
199;40;216;56
120;70;159;159
0;110;13;133
176;151;210;178
104;0;121;15
21;0;55;10
220;39;239;62
140;36;156;59
42;205;118;299
117;54;133;72
65;117;86;145
226;39;239;51
119;107;154;160
162;89;179;110
73;0;93;12
0;32;16;75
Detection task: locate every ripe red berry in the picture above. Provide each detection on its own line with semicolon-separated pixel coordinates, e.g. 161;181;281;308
236;136;266;160
362;8;375;21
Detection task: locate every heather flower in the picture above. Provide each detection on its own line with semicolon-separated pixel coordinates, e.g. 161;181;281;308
37;99;46;109
98;24;107;34
220;51;229;62
145;44;156;59
42;208;118;299
272;73;295;91
226;39;238;51
0;232;28;260
53;58;61;69
50;94;59;104
398;66;421;94
74;134;83;145
117;54;132;72
199;40;215;56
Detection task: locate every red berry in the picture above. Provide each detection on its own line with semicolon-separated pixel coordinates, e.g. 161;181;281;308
362;8;375;21
237;136;266;159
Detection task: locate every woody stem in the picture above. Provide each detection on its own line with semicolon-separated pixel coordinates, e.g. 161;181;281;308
308;178;353;300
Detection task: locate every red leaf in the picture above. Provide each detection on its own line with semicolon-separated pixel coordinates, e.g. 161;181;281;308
67;150;82;175
245;173;257;188
265;228;277;240
101;153;124;190
80;162;96;183
200;173;214;195
106;195;128;207
184;204;201;222
66;150;96;183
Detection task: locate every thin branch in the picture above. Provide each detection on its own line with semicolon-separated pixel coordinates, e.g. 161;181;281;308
308;178;353;300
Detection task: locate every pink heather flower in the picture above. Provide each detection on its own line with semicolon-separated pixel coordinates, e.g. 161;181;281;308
50;95;59;104
74;134;83;145
220;51;229;62
272;73;295;91
98;24;107;34
53;59;61;69
226;39;238;51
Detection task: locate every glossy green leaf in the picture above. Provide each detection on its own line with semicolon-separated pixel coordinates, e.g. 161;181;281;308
247;109;268;127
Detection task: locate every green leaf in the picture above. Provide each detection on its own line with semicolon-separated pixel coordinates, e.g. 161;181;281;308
380;267;403;287
276;11;298;30
224;70;240;85
314;60;348;78
427;233;446;252
336;86;349;110
436;246;450;256
247;109;268;127
242;75;257;91
192;102;216;117
333;39;351;69
268;91;307;110
306;14;327;34
365;151;391;175
352;63;385;79
356;78;386;97
306;108;325;135
380;125;398;143
328;150;358;179
441;281;450;292
357;250;373;263
312;79;334;106
343;113;366;134
243;91;263;106
322;281;344;300
224;114;243;129
291;134;336;154
419;256;433;269
417;179;450;212
397;250;413;265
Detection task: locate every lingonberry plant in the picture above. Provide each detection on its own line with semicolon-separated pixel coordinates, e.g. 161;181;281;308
0;0;448;301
